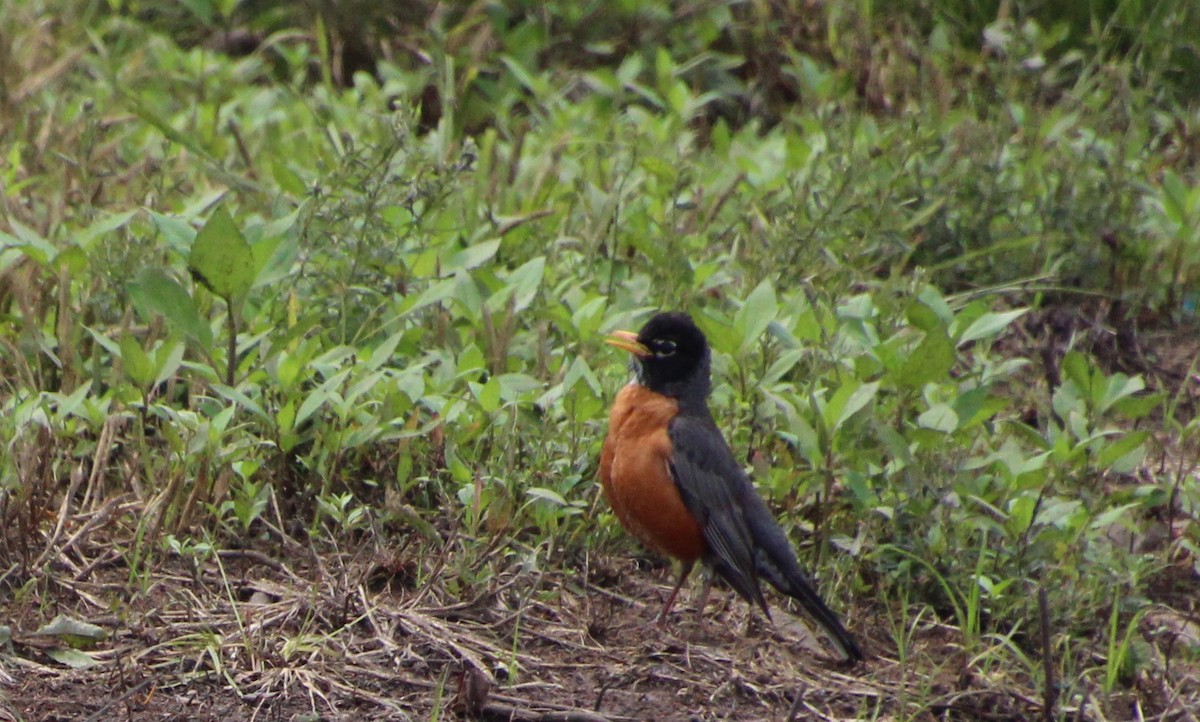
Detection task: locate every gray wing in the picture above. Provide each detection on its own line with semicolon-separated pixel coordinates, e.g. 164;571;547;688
667;413;770;613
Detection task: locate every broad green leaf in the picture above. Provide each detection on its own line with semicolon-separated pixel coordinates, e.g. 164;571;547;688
1110;391;1164;420
152;340;185;387
953;389;1008;429
188;205;254;302
54;246;88;275
74;210;136;250
366;330;406;371
473;376;502;413
505;256;545;312
119;334;154;388
445;239;501;274
562;356;602;397
295;368;351;427
129;267;213;348
762;349;805;386
1090;502;1141;531
251;230;299;288
526;487;568;507
1061;351;1091;394
735;279;778;350
1098;374;1144;414
147;210;197;255
918;403;958;433
895;331;955;388
272;160;307;195
86;328;122;358
1006;494;1037;534
497;373;542;400
1095;430;1148;470
408;277;458;312
570;297;607;339
825;380;879;432
1161;170;1188;227
36;614;107;643
789;414;820;466
211;383;269;421
916;286;955;325
1052;381;1084;420
958;309;1028;344
46;648;100;669
905;300;943;333
836;294;875;320
3;220;56;264
1038;498;1084;530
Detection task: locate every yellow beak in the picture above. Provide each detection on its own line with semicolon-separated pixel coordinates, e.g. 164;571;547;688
604;330;650;357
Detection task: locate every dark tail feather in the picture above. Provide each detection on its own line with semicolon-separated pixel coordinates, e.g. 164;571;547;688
757;551;863;662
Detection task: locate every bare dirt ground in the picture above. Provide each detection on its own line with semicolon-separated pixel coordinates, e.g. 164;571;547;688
1;537;1045;722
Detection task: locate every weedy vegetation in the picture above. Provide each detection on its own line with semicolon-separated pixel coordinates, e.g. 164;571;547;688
1;0;1198;720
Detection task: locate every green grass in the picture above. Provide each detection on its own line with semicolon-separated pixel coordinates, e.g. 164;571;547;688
2;0;1199;719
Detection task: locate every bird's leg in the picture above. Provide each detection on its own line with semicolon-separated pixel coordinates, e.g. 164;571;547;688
745;603;771;637
657;559;694;626
692;566;714;621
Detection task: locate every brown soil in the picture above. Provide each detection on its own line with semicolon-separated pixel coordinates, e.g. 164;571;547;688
1;537;1043;722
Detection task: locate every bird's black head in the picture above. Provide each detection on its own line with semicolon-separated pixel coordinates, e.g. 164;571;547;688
606;311;712;406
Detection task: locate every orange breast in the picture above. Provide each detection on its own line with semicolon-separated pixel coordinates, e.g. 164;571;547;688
600;384;706;562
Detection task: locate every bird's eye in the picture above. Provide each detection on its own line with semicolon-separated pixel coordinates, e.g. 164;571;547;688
656;339;677;356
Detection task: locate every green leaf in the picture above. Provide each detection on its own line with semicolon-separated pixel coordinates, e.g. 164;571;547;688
953;389;1008;429
366;330;406;371
46;648;100;669
1061;351;1091;393
74;210;136;251
147;210;197;255
918;403;959;433
188;205;254;302
119;334;155;388
1110;391;1164;420
825;380;879;432
152;340;186;387
272;160;307;196
3;220;56;264
497;373;542;400
295;368;351;427
473;376;502;413
504;256;545;312
1095;430;1148;470
1098;374;1144;414
53;246;88;275
762;349;805;386
251;230;299;288
789;414;821;466
1090;502;1141;531
526;487;568;506
1161;170;1188;227
562;356;602;397
735;279;778;350
36;614;107;643
958;309;1028;344
445;239;501;274
129;267;213;348
837;294;875;321
895;331;955;388
905;300;943;333
211;383;269;421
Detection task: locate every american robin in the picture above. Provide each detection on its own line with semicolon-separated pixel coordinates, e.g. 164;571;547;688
600;311;863;662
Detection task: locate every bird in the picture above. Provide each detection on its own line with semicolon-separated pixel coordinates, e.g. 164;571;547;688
599;311;863;662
